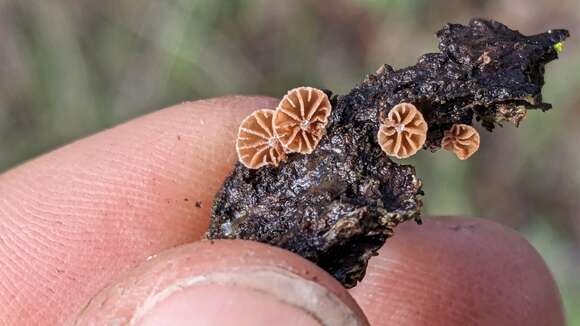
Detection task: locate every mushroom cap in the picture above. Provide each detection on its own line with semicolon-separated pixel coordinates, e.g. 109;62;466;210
273;87;332;154
377;103;428;159
441;124;481;160
236;109;287;169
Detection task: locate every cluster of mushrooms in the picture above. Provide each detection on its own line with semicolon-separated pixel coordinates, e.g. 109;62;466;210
377;102;481;160
236;86;331;169
236;86;481;169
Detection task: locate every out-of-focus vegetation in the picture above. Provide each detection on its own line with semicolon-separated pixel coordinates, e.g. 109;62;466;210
1;0;579;323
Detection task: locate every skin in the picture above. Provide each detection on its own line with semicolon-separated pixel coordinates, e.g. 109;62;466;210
0;96;565;325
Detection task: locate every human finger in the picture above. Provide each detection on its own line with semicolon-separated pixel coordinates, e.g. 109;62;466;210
0;96;278;325
73;240;369;326
350;217;564;326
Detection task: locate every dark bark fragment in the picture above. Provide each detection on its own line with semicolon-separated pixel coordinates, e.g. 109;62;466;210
207;19;568;288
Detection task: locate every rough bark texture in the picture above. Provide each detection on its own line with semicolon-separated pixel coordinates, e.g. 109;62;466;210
208;19;569;288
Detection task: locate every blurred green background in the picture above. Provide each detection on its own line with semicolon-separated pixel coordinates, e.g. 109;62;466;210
1;0;579;323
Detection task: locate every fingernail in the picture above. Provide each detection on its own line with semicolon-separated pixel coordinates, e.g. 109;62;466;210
133;269;364;326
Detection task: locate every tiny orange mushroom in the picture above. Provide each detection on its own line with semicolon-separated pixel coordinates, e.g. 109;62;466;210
236;109;287;169
441;124;481;160
273;87;332;154
377;103;428;159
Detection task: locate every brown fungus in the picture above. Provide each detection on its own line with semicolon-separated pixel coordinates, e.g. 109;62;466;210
377;103;428;159
273;87;332;154
236;109;287;169
441;124;481;160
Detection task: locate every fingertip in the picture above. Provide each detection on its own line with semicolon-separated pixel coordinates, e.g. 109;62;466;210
350;217;564;326
0;96;281;325
74;240;368;326
138;284;322;326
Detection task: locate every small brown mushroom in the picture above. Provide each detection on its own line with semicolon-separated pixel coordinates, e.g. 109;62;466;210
236;109;287;169
377;103;428;159
273;87;332;154
441;124;481;160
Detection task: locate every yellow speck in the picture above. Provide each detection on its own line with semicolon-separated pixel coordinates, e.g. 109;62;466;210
553;42;564;53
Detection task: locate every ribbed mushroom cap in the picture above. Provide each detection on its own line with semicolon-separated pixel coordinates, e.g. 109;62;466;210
273;87;332;154
236;109;287;169
441;124;480;160
377;103;428;159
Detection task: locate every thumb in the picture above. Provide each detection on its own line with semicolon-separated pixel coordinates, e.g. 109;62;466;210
73;240;369;326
